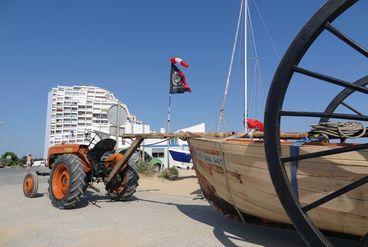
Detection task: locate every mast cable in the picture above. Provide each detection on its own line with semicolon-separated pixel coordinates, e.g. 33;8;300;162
252;0;281;60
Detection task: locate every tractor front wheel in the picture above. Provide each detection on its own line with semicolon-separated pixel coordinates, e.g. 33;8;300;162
48;154;86;209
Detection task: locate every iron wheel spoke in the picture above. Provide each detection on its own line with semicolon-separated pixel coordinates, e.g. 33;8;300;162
294;66;368;95
325;22;368;58
341;102;363;116
280;110;368;121
281;143;368;163
302;176;368;212
320;76;368;123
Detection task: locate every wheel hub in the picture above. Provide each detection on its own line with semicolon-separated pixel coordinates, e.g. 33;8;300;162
23;177;33;194
52;164;70;200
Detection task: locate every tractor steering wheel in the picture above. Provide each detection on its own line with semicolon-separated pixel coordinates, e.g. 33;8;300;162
84;131;102;149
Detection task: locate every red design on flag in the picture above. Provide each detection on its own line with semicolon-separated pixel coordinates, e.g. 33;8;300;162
170;57;189;68
178;70;191;93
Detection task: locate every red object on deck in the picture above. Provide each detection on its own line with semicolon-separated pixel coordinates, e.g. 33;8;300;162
247;118;264;131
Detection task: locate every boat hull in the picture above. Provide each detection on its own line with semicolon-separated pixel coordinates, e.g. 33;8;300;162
169;149;192;163
188;137;368;237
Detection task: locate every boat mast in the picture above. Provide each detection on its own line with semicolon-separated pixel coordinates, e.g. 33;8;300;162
244;0;248;132
217;0;244;131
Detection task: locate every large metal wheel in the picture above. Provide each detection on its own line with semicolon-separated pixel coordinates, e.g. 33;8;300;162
264;0;367;246
321;76;368;124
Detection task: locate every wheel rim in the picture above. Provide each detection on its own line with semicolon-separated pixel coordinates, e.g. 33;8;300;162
264;0;367;246
23;176;33;194
321;76;368;123
52;164;70;200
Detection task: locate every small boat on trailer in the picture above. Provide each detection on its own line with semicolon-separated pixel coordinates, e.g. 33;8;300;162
169;149;192;164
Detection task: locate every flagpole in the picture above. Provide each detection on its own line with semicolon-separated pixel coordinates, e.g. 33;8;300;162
166;57;190;169
166;93;172;169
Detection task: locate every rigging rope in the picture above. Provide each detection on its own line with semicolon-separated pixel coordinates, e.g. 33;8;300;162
217;0;280;130
252;0;281;60
310;122;366;141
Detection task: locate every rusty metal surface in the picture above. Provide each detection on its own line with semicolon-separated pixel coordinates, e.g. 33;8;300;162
105;137;143;183
47;144;91;172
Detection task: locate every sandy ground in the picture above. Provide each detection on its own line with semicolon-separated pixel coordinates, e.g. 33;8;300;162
0;167;355;247
139;170;200;197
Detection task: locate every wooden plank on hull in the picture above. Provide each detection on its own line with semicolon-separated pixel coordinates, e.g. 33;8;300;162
307;205;368;236
231;193;290;223
225;158;368;201
195;161;232;203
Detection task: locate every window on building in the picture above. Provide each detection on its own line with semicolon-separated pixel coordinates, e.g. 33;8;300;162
152;148;165;158
152;152;165;158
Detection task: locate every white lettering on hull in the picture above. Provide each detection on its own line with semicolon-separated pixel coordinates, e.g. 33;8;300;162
194;150;224;167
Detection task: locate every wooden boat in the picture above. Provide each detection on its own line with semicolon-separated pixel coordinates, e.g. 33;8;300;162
188;136;368;237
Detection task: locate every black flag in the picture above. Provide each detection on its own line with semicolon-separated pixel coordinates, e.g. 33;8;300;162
169;63;191;94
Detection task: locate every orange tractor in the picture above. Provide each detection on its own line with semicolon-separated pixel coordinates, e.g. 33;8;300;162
23;132;143;209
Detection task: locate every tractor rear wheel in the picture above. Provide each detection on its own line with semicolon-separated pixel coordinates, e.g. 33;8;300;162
23;172;39;198
48;154;86;209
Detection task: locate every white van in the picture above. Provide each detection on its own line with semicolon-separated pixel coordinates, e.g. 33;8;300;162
33;160;45;167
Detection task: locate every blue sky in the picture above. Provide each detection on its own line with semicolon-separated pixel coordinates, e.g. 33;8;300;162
0;0;366;157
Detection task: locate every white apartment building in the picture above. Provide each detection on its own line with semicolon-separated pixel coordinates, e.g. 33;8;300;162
43;85;148;158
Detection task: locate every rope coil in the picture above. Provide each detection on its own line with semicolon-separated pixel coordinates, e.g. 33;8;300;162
310;122;366;141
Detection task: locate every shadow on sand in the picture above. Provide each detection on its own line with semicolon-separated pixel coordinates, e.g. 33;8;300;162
137;197;358;247
174;175;197;181
136;197;306;247
74;190;138;209
68;190;357;247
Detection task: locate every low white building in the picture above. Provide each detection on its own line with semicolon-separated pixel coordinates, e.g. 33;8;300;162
142;123;205;169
